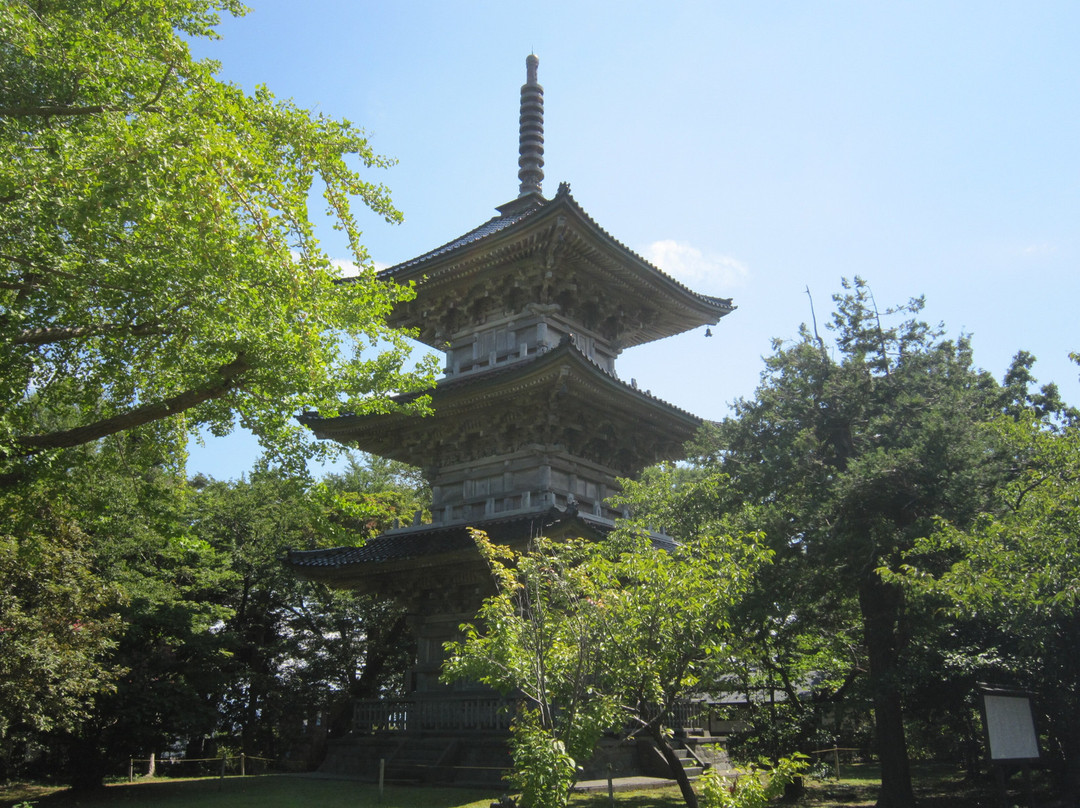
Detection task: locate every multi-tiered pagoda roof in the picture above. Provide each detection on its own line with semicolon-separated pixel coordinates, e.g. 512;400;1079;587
287;55;734;592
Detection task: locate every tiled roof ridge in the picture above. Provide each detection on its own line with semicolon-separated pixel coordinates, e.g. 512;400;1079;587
380;200;547;275
557;337;704;424
551;186;735;314
283;503;678;572
376;184;734;316
283;505;575;568
301;338;704;428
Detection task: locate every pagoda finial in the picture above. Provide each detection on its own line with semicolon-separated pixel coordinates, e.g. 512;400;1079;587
517;54;544;198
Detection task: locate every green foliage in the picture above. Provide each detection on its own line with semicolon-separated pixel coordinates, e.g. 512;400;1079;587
700;753;808;808
508;709;580;808
619;279;1055;808
0;0;435;781
444;529;770;808
48;434;236;789
0;432;212;770
320;453;431;538
897;413;1080;622
444;531;621;797
188;464;414;753
890;409;1080;794
0;477;123;742
0;440;422;785
0;0;438;473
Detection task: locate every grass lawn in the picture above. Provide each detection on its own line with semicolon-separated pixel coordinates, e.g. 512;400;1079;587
0;775;496;808
569;763;1003;808
0;763;1037;808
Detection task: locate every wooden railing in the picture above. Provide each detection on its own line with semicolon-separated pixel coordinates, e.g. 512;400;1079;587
352;697;518;734
667;700;710;733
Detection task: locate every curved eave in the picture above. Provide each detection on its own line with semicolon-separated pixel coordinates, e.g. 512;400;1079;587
282;506;611;589
299;341;704;473
283;506;673;590
302;341;701;437
374;185;735;348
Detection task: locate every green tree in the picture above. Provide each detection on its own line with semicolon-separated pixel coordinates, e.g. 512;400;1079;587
892;411;1080;801
320;452;432;538
444;529;769;808
17;450;422;789
1;0;436;778
0;0;437;473
616;462;867;765
635;279;1029;808
593;529;770;808
188;462;416;756
0;478;122;779
50;434;234;790
445;533;616;808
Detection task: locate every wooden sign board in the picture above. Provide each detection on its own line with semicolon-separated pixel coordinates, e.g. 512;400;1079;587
980;689;1039;762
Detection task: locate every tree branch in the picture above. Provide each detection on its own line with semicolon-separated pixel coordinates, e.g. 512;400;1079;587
0;88;168;119
10;353;250;457
14;322;167;346
0;280;35;291
0;104;112;118
2;253;155;295
142;65;176;111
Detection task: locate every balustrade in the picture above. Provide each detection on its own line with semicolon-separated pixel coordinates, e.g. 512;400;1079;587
352;697;518;734
352;696;712;736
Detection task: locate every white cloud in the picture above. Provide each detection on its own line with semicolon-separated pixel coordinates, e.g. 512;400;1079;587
642;240;749;294
1019;242;1055;258
331;258;390;278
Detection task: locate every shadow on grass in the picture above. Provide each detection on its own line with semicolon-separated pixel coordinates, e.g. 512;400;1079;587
571;788;685;808
571;763;1032;808
1;774;496;808
804;762;1066;808
2;763;1060;808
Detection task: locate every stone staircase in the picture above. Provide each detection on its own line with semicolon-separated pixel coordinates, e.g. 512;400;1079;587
671;744;705;779
634;733;728;781
682;729;734;775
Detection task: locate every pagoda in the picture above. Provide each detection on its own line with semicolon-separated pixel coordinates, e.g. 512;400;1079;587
285;56;734;780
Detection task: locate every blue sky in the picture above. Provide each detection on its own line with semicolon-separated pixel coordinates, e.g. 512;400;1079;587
187;1;1080;480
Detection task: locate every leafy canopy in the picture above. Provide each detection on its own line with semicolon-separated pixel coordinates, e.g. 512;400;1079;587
618;278;1043;808
890;410;1080;797
0;0;437;471
444;529;769;808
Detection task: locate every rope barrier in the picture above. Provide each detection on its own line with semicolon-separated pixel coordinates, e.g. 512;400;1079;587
127;753;306;781
808;747;862;780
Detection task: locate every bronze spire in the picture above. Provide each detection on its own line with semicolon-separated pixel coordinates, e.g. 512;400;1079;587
517;54;544;198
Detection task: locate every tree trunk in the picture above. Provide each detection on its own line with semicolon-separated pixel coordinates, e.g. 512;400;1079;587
12;353;248;456
1055;613;1080;807
67;734;108;792
648;726;698;808
1059;699;1080;808
859;575;916;808
352;612;409;698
